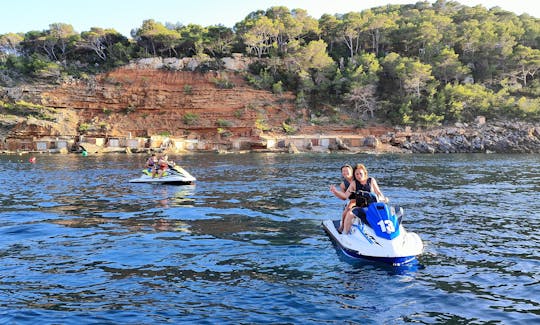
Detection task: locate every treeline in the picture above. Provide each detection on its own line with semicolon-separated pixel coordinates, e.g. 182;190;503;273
1;0;540;126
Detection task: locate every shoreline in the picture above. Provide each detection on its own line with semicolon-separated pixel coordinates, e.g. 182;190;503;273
2;119;539;155
1;142;536;156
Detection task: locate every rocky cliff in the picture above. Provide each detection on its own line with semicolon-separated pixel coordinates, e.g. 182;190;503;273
1;57;539;154
0;59;301;144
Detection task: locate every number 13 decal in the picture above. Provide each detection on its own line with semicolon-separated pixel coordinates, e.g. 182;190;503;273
377;220;396;234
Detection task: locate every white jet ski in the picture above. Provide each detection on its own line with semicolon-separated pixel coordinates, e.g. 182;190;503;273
322;191;423;266
129;164;196;185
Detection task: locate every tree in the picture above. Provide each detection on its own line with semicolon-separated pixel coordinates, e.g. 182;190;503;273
439;83;494;121
345;84;378;119
289;40;335;98
364;11;398;56
237;7;319;58
0;33;23;57
241;16;277;58
291;8;320;43
456;10;524;84
28;23;79;62
318;14;341;55
390;8;423;55
204;25;234;57
518;14;540;49
431;47;470;84
46;23;79;61
381;52;435;97
134;19;181;57
79;27;127;62
178;24;206;57
342;52;381;119
267;6;301;54
349;52;381;85
455;18;483;77
511;44;540;87
155;28;182;57
295;40;334;71
339;12;366;59
402;60;435;97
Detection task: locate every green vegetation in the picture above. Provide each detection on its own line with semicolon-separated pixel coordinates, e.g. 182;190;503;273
282;121;297;134
182;112;199;125
0;100;57;121
272;81;283;94
123;105;136;114
233;109;244;118
216;119;233;127
212;76;235;89
98;122;109;132
255;118;271;131
78;123;90;133
217;127;232;138
1;2;540;125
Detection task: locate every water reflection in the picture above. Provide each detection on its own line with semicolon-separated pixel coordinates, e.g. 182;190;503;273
147;184;196;208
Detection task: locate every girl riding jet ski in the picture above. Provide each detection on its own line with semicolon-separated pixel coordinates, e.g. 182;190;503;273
323;190;423;266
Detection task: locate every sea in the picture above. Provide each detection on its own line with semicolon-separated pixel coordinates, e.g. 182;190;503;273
0;152;538;324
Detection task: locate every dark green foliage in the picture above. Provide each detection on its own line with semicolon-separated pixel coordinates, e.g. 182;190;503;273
0;2;539;124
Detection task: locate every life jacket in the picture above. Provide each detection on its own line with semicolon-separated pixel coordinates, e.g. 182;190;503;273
354;177;373;207
355;177;372;192
343;178;354;200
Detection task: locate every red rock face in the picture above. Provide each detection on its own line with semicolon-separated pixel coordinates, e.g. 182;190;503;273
3;66;398;153
37;68;299;140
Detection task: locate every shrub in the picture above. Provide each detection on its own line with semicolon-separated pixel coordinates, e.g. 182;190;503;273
212;77;235;89
78;123;90;133
255;118;271;131
183;113;199;125
282;121;296;134
216;119;232;127
272;81;283;94
234;109;244;118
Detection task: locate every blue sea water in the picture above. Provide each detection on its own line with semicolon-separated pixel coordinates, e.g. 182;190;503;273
0;152;539;324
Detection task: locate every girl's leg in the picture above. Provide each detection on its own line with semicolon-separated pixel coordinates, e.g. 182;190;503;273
343;209;356;234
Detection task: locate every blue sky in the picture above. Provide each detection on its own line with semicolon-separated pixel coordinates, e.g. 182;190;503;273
2;0;538;37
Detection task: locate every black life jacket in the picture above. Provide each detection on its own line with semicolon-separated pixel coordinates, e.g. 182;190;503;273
355;177;372;192
354;177;373;207
343;178;354;199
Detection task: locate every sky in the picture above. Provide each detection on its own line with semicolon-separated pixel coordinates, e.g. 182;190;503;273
1;0;538;38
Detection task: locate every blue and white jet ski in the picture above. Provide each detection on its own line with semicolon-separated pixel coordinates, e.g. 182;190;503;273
129;164;196;185
322;191;423;266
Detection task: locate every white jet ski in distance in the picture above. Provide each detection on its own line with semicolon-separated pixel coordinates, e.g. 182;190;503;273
129;164;196;185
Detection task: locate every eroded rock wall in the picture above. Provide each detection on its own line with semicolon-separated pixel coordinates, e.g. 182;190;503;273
35;67;298;140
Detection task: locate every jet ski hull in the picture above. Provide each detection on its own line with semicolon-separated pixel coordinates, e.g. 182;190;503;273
322;219;423;266
129;166;196;185
128;175;195;185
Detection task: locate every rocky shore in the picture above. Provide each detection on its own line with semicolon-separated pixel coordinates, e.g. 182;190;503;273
383;120;540;154
2;119;538;155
